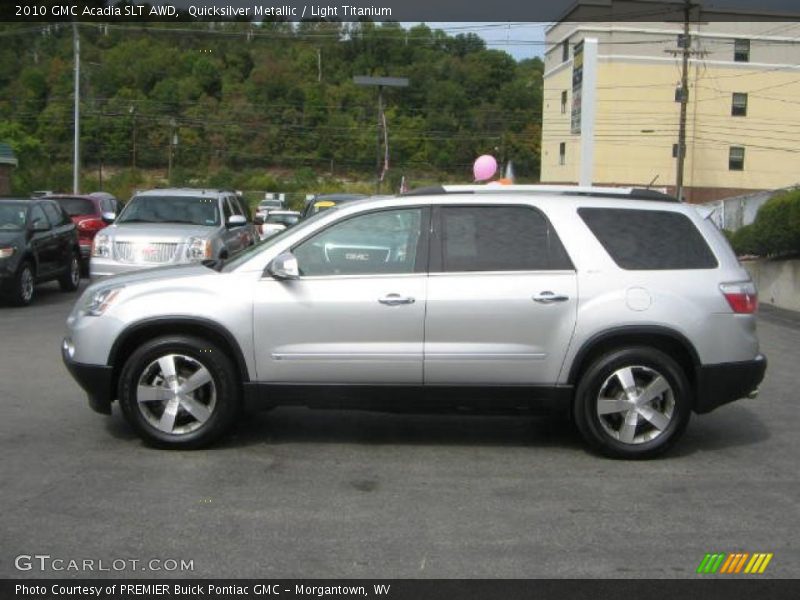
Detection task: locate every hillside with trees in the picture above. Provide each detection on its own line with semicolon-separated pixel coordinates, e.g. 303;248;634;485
0;20;543;199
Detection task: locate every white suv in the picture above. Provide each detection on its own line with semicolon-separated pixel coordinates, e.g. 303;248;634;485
63;186;766;458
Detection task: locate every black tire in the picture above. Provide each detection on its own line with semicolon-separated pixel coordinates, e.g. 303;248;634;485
118;335;242;449
573;347;691;459
59;251;81;292
8;261;35;306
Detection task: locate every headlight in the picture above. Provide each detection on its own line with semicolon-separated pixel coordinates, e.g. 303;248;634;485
186;237;212;261
0;246;15;259
92;233;111;257
82;286;123;317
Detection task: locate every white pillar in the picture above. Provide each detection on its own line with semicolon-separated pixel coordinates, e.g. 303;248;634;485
579;38;598;187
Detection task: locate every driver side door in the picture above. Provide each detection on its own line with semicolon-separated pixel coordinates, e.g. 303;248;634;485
252;207;430;384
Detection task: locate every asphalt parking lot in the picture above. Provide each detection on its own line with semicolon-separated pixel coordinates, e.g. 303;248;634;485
1;280;798;579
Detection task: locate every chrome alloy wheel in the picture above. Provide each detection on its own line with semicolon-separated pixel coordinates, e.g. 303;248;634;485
596;365;675;445
20;266;34;303
136;354;217;435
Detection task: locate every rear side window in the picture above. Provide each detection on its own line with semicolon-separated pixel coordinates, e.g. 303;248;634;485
438;206;573;272
42;202;68;227
578;208;717;270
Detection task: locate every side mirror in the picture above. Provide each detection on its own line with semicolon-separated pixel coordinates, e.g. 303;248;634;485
266;251;299;280
253;215;265;226
31;218;50;232
227;214;247;228
101;212;116;224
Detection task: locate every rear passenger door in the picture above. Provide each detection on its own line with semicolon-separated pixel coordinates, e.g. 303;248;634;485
424;205;578;385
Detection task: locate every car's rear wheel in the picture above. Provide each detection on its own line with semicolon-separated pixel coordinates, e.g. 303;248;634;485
59;252;81;292
118;335;242;449
8;261;35;306
573;347;691;459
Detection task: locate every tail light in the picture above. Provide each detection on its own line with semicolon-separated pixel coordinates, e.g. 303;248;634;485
77;217;105;233
720;281;758;314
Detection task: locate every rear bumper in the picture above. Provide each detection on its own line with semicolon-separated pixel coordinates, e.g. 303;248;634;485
62;338;115;414
694;353;767;414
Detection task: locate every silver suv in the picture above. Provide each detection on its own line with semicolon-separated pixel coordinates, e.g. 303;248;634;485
63;185;766;458
90;188;256;278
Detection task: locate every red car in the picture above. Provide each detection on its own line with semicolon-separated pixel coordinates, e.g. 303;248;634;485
48;193;120;272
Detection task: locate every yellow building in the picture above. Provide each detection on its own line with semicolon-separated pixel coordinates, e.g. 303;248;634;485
541;3;800;202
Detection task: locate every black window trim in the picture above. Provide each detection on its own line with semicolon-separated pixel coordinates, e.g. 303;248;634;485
289;205;432;278
428;203;576;275
577;206;719;271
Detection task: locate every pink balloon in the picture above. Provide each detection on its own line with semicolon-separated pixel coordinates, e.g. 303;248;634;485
473;154;497;182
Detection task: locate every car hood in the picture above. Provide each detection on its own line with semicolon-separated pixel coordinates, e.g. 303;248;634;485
105;222;215;241
98;263;212;286
0;230;25;247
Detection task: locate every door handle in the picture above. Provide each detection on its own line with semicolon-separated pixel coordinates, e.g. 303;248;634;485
378;294;415;306
533;291;569;304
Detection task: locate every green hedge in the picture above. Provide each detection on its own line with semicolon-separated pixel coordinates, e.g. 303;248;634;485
728;188;800;257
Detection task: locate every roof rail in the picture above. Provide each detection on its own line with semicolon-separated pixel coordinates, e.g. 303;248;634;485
402;184;678;203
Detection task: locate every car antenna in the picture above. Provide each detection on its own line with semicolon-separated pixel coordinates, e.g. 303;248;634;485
646;175;659;189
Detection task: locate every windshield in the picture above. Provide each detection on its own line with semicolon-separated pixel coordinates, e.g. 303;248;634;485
267;213;299;226
54;197;95;217
259;200;283;209
221;207;335;272
117;195;220;226
0;203;27;231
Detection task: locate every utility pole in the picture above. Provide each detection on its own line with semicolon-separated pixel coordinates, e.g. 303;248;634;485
72;22;80;194
353;76;409;194
675;0;691;203
129;106;137;170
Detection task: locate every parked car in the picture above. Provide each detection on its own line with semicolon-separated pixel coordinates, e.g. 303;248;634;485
90;188;257;278
255;198;285;220
48;193;120;273
0;198;81;305
301;193;367;219
255;210;301;240
63;185;766;458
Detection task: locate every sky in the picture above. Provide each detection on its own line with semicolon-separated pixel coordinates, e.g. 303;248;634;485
407;22;548;61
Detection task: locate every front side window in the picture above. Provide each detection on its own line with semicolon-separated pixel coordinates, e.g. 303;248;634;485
437;206;573;273
29;205;48;229
578;208;718;270
293;208;424;277
116;196;220;227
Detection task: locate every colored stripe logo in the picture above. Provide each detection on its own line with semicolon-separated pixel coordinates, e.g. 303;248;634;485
697;552;773;574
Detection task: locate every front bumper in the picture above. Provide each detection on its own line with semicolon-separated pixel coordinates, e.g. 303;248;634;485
62;338;115;414
694;353;767;414
90;257;173;279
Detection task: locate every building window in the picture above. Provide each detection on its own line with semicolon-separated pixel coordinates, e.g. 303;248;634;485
732;93;748;116
562;41;569;62
729;146;745;171
561;90;568;114
559;142;566;165
672;143;679;158
734;39;750;62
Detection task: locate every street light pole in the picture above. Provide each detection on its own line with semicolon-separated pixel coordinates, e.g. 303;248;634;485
72;22;80;194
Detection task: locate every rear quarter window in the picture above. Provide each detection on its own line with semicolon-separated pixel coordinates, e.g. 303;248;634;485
578;207;718;270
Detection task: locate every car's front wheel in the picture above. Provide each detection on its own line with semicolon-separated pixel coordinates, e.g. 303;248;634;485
573;347;691;459
118;335;242;449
